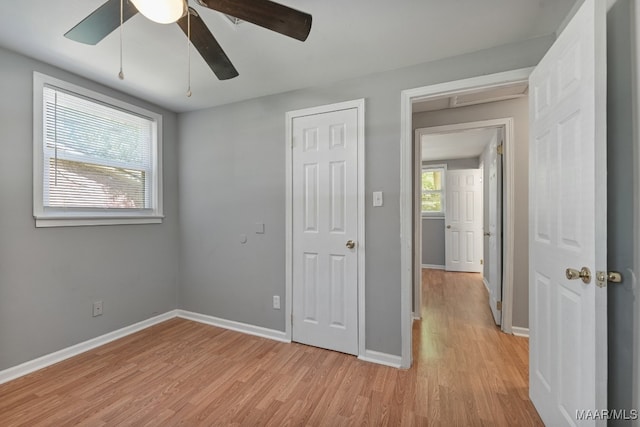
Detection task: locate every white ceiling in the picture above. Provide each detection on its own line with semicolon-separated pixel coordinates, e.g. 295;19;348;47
422;128;498;161
0;0;576;113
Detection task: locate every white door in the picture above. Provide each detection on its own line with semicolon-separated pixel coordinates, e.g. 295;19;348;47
488;135;502;325
291;107;359;355
445;169;483;273
529;0;607;425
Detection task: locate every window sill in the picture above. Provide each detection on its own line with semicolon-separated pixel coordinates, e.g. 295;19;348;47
421;214;445;220
34;215;164;228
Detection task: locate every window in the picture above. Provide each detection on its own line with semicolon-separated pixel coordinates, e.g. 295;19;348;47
33;72;163;227
421;165;445;216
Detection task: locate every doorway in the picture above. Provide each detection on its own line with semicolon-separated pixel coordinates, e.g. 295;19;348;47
416;121;506;325
400;67;532;368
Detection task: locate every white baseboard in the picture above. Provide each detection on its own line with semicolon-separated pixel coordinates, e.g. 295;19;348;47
358;350;403;368
177;310;289;343
422;264;445;270
0;310;177;385
512;327;530;338
1;308;405;386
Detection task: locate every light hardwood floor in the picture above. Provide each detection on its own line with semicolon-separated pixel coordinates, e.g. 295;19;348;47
0;269;542;425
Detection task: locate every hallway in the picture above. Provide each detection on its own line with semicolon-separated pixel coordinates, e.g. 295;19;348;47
414;268;543;425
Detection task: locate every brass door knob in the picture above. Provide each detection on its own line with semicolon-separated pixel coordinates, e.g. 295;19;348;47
565;267;591;284
446;225;451;229
346;240;356;249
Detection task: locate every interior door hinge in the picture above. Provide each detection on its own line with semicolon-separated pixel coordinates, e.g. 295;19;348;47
497;301;502;311
497;144;504;155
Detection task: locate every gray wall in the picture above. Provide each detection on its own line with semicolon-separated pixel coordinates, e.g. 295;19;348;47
178;36;552;356
0;47;180;371
420;158;480;267
413;96;530;328
606;0;635;419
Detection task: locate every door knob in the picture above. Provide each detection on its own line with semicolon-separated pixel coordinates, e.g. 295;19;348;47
446;225;451;229
565;267;591;284
346;240;356;249
484;232;491;236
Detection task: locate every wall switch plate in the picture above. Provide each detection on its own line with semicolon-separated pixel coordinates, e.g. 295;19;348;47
92;301;103;317
255;222;265;234
273;295;280;310
373;191;383;207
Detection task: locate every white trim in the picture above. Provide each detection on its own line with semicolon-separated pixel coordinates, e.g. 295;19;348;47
400;68;533;369
0;310;177;385
35;216;164;227
422;264;445;270
176;310;289;343
501;117;516;335
284;99;366;357
414;141;422;316
512;327;530;338
358;350;403;368
482;277;491;293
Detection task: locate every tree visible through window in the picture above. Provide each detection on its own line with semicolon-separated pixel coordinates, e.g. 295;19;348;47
422;167;445;215
33;72;163;227
43;86;152;209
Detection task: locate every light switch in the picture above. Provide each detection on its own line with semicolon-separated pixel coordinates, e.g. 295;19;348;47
373;191;383;207
255;222;265;234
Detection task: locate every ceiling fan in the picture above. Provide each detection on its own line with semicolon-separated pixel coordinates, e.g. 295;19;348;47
64;0;313;80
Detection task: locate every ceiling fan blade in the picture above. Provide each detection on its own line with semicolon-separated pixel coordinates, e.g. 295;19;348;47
199;0;312;42
65;0;139;45
177;8;239;80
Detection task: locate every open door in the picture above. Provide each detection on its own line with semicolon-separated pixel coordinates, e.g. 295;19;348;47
487;133;503;325
529;0;607;425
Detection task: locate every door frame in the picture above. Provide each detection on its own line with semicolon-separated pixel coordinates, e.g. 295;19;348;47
400;68;532;368
284;98;366;358
414;119;513;326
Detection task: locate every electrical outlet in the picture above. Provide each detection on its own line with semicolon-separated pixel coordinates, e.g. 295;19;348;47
92;301;103;317
273;295;280;310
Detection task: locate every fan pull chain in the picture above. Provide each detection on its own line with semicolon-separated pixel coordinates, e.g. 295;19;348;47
186;8;192;97
118;0;124;80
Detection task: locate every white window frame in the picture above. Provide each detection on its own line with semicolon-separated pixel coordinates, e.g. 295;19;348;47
33;72;164;227
421;164;446;218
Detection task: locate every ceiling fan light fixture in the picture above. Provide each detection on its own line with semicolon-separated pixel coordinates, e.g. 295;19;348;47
131;0;187;24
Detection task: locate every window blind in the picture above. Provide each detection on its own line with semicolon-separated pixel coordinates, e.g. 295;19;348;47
42;85;154;210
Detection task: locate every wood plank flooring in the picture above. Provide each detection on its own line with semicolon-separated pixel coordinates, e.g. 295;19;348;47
0;269;543;425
